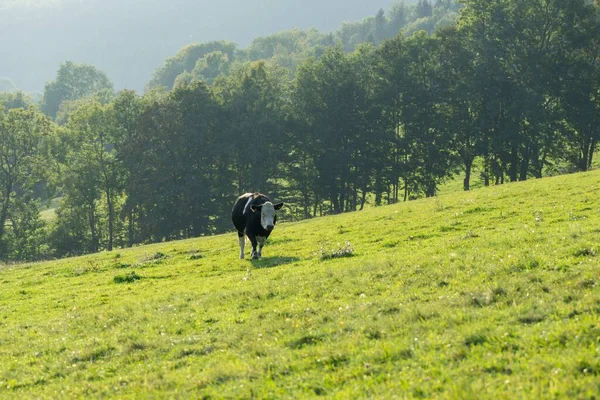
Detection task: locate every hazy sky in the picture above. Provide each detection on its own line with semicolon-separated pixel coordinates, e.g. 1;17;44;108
0;0;396;92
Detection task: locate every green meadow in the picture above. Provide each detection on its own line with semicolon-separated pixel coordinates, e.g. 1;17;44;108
1;170;599;399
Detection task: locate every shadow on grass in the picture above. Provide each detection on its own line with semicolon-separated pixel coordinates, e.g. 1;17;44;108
250;256;300;269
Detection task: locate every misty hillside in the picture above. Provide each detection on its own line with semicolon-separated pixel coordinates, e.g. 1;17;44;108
0;0;400;92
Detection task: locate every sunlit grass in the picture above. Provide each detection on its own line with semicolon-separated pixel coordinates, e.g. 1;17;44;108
39;197;61;222
2;169;600;398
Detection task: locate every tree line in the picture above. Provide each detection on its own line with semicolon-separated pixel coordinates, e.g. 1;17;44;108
0;0;598;262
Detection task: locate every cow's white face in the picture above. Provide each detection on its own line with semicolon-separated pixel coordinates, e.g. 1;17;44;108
260;202;276;231
251;201;284;231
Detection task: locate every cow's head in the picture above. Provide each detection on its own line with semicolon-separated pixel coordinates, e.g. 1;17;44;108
251;201;284;231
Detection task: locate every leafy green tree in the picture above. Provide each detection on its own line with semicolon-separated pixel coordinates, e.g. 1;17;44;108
457;0;522;184
62;100;123;251
55;88;114;125
434;26;483;190
169;82;235;234
374;9;387;43
458;0;600;181
244;28;335;77
293;46;378;213
551;1;600;171
214;62;289;194
117;83;232;242
247;29;315;61
388;2;408;36
149;42;238;89
190;51;233;84
110;90;148;246
42;61;114;119
0;108;54;259
7;195;49;261
49;197;92;258
378;32;457;198
415;0;433;18
0;91;32;111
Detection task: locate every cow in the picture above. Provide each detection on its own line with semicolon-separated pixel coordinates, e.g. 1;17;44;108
232;193;284;259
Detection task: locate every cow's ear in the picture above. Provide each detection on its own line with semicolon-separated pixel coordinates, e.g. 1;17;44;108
250;205;262;213
274;202;284;210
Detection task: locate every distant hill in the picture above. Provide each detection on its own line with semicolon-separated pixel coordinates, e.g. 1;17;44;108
0;0;399;92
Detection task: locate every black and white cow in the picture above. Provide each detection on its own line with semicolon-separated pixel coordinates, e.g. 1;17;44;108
232;193;284;259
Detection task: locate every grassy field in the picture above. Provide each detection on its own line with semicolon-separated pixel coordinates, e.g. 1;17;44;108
39;197;61;222
2;170;599;399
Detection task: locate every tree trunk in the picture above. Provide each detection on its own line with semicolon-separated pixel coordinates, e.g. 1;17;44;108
509;143;519;182
579;139;590;171
588;138;597;170
128;204;135;247
338;179;346;213
303;192;310;219
374;171;382;206
483;155;490;187
359;188;367;211
530;145;544;179
0;182;12;246
425;181;436;198
351;187;358;212
519;146;530;181
330;191;340;214
463;158;473;191
402;153;408;202
106;186;114;251
88;204;98;253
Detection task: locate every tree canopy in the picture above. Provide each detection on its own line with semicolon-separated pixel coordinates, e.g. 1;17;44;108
41;61;114;118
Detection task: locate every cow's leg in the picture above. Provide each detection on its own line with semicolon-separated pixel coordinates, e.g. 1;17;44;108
247;232;259;259
237;231;245;259
256;236;266;258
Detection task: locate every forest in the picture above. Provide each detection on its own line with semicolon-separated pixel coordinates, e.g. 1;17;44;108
0;0;599;262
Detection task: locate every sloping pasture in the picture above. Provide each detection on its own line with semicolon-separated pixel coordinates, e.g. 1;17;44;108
1;171;599;398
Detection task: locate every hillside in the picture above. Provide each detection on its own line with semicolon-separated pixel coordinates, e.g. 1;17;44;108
1;170;599;397
0;0;396;92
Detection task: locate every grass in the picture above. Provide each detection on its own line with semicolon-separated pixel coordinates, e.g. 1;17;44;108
1;170;600;398
39;197;61;222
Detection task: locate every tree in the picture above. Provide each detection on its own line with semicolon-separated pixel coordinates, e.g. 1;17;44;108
0;108;54;259
415;0;433;19
115;83;232;242
62;100;123;252
377;32;456;199
214;62;289;195
169;82;234;235
388;3;408;37
0;91;32;111
42;61;114;118
149;42;238;90
458;0;600;181
191;51;232;84
110;90;147;247
293;46;378;213
375;9;387;43
551;0;600;171
457;0;523;184
436;26;483;190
